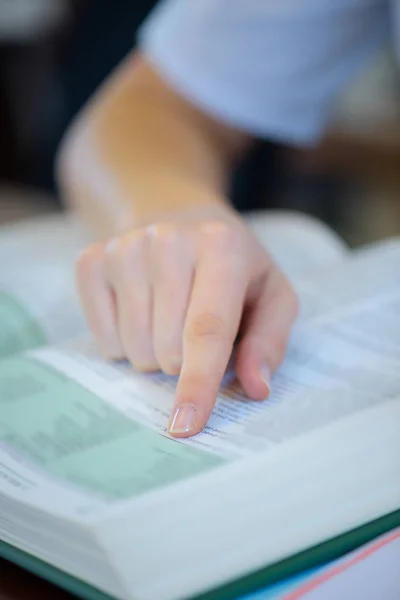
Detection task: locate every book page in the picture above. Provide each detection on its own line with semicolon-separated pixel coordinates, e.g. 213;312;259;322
246;210;348;280
0;213;91;357
0;239;399;521
0;352;226;521
297;237;400;320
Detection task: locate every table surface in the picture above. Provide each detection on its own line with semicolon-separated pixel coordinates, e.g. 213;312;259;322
1;558;75;600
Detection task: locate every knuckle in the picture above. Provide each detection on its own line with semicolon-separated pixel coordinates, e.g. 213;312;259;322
186;312;226;341
201;220;235;249
104;230;146;271
104;236;124;258
148;222;178;245
106;230;145;256
76;243;103;274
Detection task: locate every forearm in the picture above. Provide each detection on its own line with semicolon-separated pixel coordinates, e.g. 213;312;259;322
57;54;250;239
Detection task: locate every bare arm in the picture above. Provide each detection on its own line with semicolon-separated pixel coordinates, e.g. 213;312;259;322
57;53;251;238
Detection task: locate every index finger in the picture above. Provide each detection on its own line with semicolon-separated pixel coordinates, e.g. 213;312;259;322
168;227;247;437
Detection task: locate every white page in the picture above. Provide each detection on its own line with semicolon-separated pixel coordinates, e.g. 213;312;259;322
0;218;392;491
0;236;398;518
30;315;400;462
0;236;397;511
0;212;92;356
246;210;348;280
32;239;400;458
2;303;398;520
297;237;400;322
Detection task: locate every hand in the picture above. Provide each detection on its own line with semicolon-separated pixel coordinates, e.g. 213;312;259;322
76;205;298;437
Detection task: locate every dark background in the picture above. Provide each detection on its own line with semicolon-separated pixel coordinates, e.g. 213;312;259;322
0;0;399;244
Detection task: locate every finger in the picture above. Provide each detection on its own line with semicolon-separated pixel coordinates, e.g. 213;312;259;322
150;224;194;375
236;268;299;400
76;243;123;359
168;224;247;438
104;231;157;371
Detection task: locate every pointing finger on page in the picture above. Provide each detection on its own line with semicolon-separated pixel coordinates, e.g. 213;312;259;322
168;224;247;437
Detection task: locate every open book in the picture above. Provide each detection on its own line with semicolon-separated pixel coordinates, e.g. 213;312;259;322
0;211;399;600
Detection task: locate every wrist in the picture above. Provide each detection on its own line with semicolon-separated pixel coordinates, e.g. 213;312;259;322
111;177;235;232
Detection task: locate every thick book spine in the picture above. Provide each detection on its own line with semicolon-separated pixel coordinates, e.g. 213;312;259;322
1;509;399;600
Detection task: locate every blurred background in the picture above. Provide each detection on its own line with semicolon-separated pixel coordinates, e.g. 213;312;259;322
0;0;399;246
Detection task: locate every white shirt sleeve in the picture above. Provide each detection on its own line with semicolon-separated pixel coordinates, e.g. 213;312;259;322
138;0;389;145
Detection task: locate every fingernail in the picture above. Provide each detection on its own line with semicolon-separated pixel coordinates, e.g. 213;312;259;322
168;403;196;434
260;363;271;393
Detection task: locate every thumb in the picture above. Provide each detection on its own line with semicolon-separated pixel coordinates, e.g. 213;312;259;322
236;269;299;400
